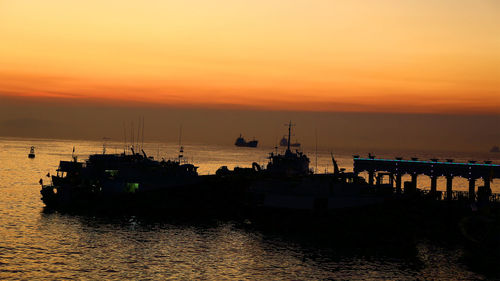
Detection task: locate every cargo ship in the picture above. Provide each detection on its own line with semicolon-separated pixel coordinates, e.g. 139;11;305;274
234;134;258;148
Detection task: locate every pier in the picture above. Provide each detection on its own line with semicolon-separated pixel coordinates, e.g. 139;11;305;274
353;156;500;202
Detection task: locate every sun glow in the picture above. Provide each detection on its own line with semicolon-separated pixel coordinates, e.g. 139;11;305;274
1;0;499;113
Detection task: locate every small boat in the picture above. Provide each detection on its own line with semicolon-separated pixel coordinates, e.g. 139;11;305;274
28;146;35;158
491;146;500;153
234;134;258;148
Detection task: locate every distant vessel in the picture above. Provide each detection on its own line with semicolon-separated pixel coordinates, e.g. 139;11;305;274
234;134;258;148
279;135;300;147
28;146;35;158
491;146;500;153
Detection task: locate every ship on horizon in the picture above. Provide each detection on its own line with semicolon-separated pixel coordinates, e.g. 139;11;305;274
234;134;258;148
279;135;300;148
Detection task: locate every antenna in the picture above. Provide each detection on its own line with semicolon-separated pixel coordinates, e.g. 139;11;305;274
284;120;295;152
131;121;134;152
178;124;184;162
137;117;141;151
178;124;183;147
315;128;318;173
123;122;127;154
102;137;111;154
141;116;145;151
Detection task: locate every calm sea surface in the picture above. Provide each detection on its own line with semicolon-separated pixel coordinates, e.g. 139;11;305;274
1;137;499;280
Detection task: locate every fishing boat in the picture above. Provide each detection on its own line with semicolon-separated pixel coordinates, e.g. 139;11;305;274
28;146;35;158
234;134;258;148
38;144;250;214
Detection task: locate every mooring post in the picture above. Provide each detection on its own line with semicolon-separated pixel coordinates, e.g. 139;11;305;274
395;174;402;194
446;176;453;201
368;170;375;186
484;177;492;200
430;176;438;198
484;177;491;191
411;173;418;192
478;176;492;203
468;178;476;201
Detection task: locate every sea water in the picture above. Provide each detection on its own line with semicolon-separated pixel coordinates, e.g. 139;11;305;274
1;137;499;280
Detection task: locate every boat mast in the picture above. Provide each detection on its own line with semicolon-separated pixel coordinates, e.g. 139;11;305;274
315;128;318;173
178;124;184;162
141;116;145;151
131;121;134;153
137;117;141;151
286;120;294;152
123;122;127;154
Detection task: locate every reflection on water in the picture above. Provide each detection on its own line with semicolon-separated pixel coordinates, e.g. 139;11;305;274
1;137;498;279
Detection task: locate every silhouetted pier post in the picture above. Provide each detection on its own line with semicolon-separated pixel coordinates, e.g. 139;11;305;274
484;177;492;195
446;176;453;201
430;176;438;198
395;174;402;194
410;173;418;193
353;156;499;202
368;170;375;186
468;178;476;201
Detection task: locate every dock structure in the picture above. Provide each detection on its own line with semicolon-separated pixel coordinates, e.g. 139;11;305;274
353;156;500;202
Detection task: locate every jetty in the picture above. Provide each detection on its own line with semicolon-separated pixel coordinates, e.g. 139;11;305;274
354;156;500;202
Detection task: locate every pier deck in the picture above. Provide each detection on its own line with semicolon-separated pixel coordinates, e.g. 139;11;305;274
353;156;500;202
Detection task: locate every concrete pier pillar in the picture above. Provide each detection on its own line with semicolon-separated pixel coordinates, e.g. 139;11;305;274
368;171;375;186
484;177;491;191
484;177;492;200
468;179;476;201
411;173;418;192
479;177;492;202
430;176;438;198
446;176;453;201
395;174;402;194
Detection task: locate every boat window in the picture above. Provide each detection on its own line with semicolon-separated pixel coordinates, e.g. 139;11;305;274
105;170;119;177
125;183;139;193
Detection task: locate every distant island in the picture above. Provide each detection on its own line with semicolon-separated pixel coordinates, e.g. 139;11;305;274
491;146;500;153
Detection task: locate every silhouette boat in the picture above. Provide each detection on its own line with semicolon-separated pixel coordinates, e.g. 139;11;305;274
491;146;500;153
39;147;246;213
28;146;35;158
279;136;300;147
234;134;258;148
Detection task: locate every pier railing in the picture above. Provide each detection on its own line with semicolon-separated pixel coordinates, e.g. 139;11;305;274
417;189;500;202
355;156;499;203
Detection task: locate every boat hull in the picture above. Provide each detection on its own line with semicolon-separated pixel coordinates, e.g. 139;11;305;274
247;175;393;213
40;175;249;214
235;141;258;148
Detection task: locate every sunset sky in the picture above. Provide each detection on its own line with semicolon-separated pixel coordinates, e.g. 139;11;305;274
1;0;499;114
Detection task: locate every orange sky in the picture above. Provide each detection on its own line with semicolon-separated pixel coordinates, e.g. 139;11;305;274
0;0;499;114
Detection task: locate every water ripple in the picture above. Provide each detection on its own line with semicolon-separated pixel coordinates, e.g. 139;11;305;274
0;138;494;280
